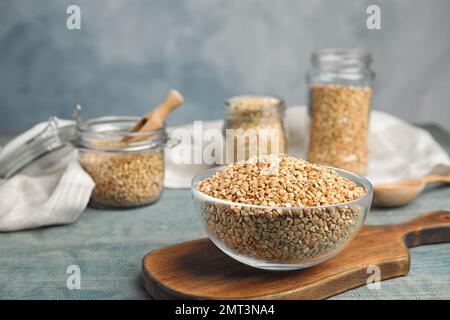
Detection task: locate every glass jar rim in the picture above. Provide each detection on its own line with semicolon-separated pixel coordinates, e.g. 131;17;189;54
75;115;167;152
225;94;284;106
312;48;372;69
224;94;285;117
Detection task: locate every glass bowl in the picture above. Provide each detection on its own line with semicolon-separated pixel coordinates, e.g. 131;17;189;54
191;165;373;270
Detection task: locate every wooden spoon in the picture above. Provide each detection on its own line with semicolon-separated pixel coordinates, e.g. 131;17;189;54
124;89;183;142
373;174;450;207
131;89;183;132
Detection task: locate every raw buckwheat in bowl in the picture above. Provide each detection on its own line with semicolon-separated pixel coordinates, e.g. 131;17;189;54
191;155;373;270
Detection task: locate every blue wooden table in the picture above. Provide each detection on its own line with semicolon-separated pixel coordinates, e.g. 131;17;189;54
0;125;449;299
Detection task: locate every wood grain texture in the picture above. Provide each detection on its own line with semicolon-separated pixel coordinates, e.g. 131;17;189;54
142;211;450;300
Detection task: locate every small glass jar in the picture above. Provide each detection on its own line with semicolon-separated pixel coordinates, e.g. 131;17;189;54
223;95;287;163
75;116;167;209
306;49;374;174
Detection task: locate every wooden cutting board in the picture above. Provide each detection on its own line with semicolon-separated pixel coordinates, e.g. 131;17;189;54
142;211;450;300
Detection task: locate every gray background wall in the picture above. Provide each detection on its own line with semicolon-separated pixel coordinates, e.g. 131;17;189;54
0;0;449;130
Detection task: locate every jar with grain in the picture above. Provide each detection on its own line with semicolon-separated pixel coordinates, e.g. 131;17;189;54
75;116;166;209
306;49;374;174
223;95;287;163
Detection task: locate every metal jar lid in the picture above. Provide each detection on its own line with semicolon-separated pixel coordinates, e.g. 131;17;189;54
0;117;77;179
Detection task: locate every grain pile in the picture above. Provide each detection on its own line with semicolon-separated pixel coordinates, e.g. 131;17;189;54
196;155;366;262
308;84;372;174
80;146;164;208
224;96;286;162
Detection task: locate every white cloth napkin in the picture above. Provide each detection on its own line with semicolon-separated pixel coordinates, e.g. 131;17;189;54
0;155;94;232
0;120;95;232
164;106;450;188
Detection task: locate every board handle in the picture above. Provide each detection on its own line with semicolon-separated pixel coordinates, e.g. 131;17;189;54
394;211;450;248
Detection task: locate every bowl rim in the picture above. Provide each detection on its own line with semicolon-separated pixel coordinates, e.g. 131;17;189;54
191;163;373;210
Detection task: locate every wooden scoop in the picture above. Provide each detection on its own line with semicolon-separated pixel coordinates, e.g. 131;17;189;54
373;174;450;207
131;89;183;132
124;89;183;142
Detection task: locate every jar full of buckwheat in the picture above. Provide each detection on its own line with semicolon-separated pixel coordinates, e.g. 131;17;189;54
306;49;374;174
223;95;287;163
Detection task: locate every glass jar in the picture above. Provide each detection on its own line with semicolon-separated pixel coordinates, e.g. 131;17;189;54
75;116;167;209
306;49;374;174
223;95;287;163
